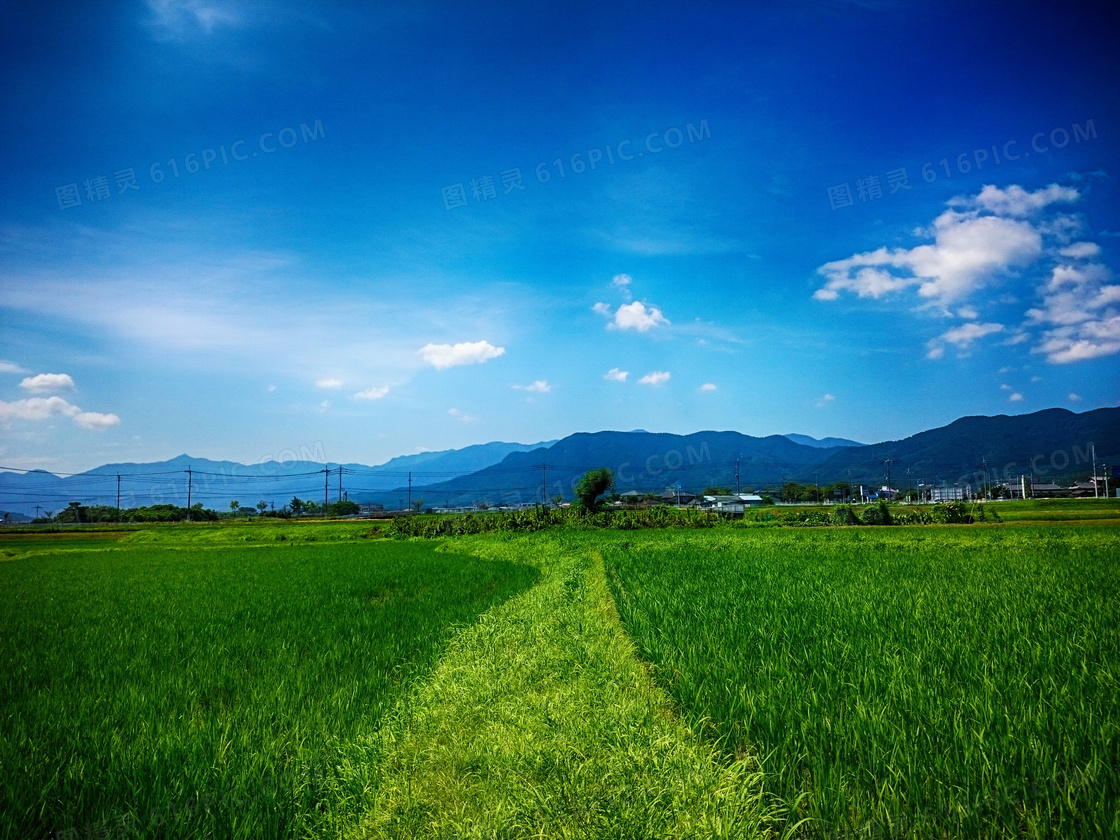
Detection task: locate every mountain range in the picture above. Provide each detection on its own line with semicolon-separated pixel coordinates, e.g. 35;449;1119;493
0;408;1116;517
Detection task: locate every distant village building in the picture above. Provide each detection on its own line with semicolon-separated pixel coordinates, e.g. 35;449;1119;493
926;485;965;502
700;494;764;516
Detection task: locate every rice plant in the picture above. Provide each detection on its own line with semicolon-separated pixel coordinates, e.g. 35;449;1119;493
605;526;1120;838
0;538;537;839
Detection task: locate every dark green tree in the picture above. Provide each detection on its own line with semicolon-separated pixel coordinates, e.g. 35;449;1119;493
574;468;614;513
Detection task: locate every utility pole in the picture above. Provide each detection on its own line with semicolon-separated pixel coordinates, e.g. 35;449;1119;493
116;474;121;513
1104;465;1110;498
847;469;852;503
1092;444;1099;498
907;468;912;503
338;467;342;503
35;505;41;520
186;467;192;521
883;459;893;498
542;463;547;505
814;470;820;504
736;454;741;495
982;457;990;499
324;467;330;512
408;471;412;512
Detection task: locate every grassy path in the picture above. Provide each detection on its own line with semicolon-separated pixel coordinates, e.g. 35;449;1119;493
348;533;782;839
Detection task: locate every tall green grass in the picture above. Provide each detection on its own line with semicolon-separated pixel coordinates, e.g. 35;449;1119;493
605;527;1120;838
0;539;536;839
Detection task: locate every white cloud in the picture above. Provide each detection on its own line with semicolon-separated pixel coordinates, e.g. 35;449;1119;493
608;301;670;332
20;373;76;393
1030;375;1041;383
354;385;390;400
1060;242;1102;259
816;182;1119;365
611;273;632;290
1027;262;1120;363
699;383;717;392
448;407;476;423
146;0;242;39
1000;384;1011;390
316;377;343;389
0;360;27;374
1069;392;1082;402
513;380;551;393
815;211;1042;304
965;183;1079;218
926;321;1003;359
318;400;331;412
418;340;505;369
604;368;629;382
1009;392;1024;402
592;302;612;316
940;322;1004;348
0;396;120;431
638;371;671;386
815;393;835;408
73;410;121;430
267;384;277;392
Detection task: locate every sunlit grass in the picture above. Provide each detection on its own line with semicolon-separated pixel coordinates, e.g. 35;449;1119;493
605;526;1120;838
0;538;536;839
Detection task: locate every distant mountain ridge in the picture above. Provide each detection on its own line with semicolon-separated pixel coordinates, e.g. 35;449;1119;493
0;439;556;517
784;433;865;449
0;407;1115;517
361;407;1118;508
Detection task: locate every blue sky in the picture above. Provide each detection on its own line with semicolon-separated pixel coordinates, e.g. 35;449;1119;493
1;0;1117;473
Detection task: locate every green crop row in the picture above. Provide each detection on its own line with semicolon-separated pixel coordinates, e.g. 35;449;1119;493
386;501;1005;539
604;527;1120;839
0;540;537;840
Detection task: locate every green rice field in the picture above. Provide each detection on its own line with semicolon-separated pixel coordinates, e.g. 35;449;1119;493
0;535;537;839
2;500;1118;838
605;526;1120;838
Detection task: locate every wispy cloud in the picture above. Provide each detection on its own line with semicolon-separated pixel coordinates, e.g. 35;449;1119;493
1027;262;1120;363
699;383;717;392
604;368;629;382
513;380;551;393
316;377;343;389
0;360;28;375
353;385;390;400
815;393;835;408
448;407;476;423
611;273;633;299
0;396;120;430
638;371;671;386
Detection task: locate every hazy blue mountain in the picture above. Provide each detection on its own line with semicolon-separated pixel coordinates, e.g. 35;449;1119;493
2;409;1115;516
784;433;866;449
0;440;554;516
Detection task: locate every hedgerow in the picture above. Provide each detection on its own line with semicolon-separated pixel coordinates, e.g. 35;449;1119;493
386;502;997;537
